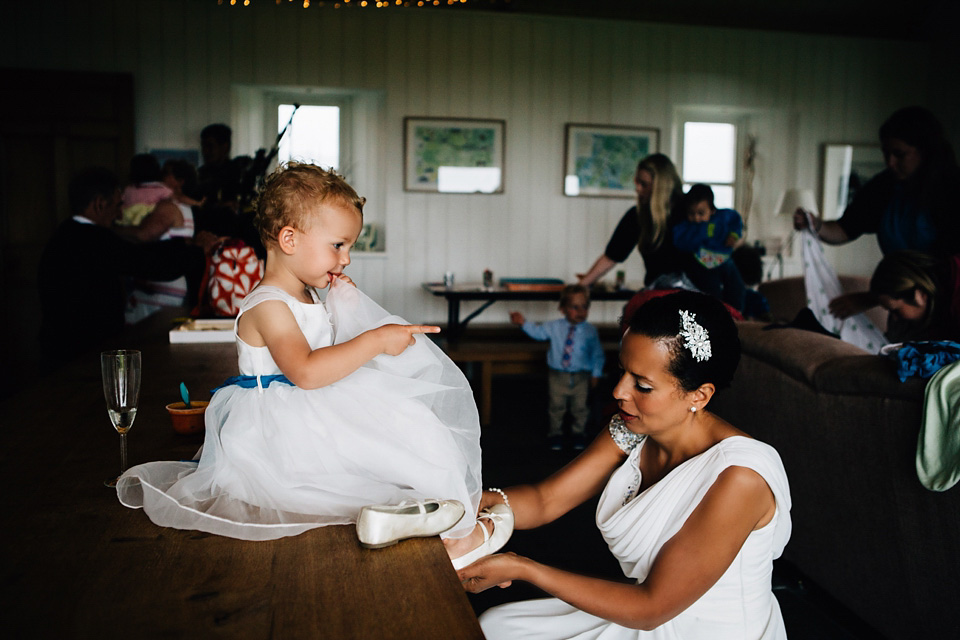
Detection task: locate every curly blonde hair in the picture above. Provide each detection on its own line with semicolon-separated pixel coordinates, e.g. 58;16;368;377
254;162;366;248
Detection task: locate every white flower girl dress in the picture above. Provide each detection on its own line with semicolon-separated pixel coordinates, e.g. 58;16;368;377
117;279;482;541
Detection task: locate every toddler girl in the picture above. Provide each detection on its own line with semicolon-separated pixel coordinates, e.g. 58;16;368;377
117;163;510;567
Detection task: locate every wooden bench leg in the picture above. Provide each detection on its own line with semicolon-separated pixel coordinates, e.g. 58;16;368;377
480;361;492;426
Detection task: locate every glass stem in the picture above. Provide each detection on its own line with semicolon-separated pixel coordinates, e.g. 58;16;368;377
119;432;128;475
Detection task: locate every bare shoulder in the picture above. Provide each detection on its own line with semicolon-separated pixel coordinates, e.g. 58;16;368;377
709;464;777;529
238;299;296;347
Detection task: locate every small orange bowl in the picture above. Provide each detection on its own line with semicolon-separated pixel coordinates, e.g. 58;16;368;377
165;401;209;436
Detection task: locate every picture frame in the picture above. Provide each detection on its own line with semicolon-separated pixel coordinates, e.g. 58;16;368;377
563;123;660;197
403;117;505;194
150;148;201;169
820;143;884;221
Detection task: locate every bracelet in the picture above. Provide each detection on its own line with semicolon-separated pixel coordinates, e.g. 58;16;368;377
487;487;510;509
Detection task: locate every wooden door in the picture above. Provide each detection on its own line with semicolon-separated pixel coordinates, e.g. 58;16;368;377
0;68;134;395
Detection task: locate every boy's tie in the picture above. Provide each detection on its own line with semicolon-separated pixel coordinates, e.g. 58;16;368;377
561;325;576;370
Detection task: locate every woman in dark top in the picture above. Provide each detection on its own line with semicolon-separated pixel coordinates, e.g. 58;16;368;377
795;106;959;255
578;154;685;288
793;106;960;318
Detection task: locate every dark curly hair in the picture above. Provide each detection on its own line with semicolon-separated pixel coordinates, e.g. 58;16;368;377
626;290;740;392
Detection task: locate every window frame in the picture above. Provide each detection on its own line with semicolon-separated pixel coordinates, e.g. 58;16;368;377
264;91;353;173
675;107;751;213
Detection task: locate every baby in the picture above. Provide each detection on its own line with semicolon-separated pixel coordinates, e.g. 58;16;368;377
673;183;746;311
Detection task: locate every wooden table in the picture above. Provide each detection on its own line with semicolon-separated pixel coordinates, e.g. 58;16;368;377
0;312;484;639
422;282;635;340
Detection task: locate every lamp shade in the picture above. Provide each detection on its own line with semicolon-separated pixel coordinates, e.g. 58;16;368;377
775;188;818;215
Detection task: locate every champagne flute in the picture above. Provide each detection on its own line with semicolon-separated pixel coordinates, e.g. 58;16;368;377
101;350;141;487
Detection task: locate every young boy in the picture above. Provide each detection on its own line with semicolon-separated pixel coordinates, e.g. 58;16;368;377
673;183;746;311
509;285;605;451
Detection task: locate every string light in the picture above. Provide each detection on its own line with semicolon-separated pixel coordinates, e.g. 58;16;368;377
219;0;493;7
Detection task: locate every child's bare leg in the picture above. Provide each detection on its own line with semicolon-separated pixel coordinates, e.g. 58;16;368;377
442;518;494;560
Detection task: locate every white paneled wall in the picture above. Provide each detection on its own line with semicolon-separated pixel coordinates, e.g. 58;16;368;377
2;1;933;324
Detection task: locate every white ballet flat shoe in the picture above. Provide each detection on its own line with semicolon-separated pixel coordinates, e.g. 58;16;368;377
356;499;465;549
450;503;514;570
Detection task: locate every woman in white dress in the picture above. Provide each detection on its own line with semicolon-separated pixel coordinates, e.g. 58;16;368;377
460;290;792;639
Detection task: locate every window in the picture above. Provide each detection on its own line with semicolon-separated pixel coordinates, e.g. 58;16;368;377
232;84;385;248
277;103;341;169
269;93;352;173
680;121;737;209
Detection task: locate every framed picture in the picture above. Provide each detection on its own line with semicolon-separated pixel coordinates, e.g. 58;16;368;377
403;117;505;194
150;148;200;169
820;143;884;221
563;123;660;197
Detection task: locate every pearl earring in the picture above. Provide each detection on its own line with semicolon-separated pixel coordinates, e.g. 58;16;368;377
690;406;697;413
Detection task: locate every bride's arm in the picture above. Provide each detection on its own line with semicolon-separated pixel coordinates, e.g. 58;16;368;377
462;465;776;630
482;430;626;530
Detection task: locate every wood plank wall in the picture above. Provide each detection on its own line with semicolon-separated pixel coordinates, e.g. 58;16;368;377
0;0;937;325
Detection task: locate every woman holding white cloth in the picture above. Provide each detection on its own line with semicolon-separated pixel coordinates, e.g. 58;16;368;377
459;290;792;639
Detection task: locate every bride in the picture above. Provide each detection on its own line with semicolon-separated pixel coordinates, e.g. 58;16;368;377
459;290;792;639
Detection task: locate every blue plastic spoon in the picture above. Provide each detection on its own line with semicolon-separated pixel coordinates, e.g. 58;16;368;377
180;382;191;408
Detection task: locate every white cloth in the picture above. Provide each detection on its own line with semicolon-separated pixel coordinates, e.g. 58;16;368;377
480;436;791;640
916;359;960;491
117;280;482;540
799;228;886;353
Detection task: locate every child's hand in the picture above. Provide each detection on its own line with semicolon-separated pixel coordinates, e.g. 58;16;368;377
725;233;740;248
371;323;441;356
331;273;356;287
509;311;525;325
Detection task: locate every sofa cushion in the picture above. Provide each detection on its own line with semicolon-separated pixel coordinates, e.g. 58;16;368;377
813;354;926;399
737;321;868;384
758;275;888;332
735;321;925;398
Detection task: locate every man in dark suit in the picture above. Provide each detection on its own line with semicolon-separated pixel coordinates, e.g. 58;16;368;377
38;166;204;362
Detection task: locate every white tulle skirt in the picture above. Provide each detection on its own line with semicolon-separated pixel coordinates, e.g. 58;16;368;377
117;284;482;541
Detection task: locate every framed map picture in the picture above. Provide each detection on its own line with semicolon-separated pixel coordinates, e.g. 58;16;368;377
563;123;660;197
403;117;505;194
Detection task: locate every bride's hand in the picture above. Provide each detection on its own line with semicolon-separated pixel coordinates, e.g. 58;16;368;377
458;553;519;593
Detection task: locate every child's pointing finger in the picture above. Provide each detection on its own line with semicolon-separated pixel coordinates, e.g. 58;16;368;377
410;325;441;335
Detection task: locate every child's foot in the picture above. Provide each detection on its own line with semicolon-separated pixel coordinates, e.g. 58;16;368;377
446;504;514;570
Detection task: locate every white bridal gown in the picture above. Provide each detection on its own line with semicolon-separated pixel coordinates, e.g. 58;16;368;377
480;435;792;639
117;279;482;541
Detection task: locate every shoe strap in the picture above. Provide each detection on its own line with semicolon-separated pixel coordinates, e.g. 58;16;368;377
396;499;429;514
475;511;496;543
